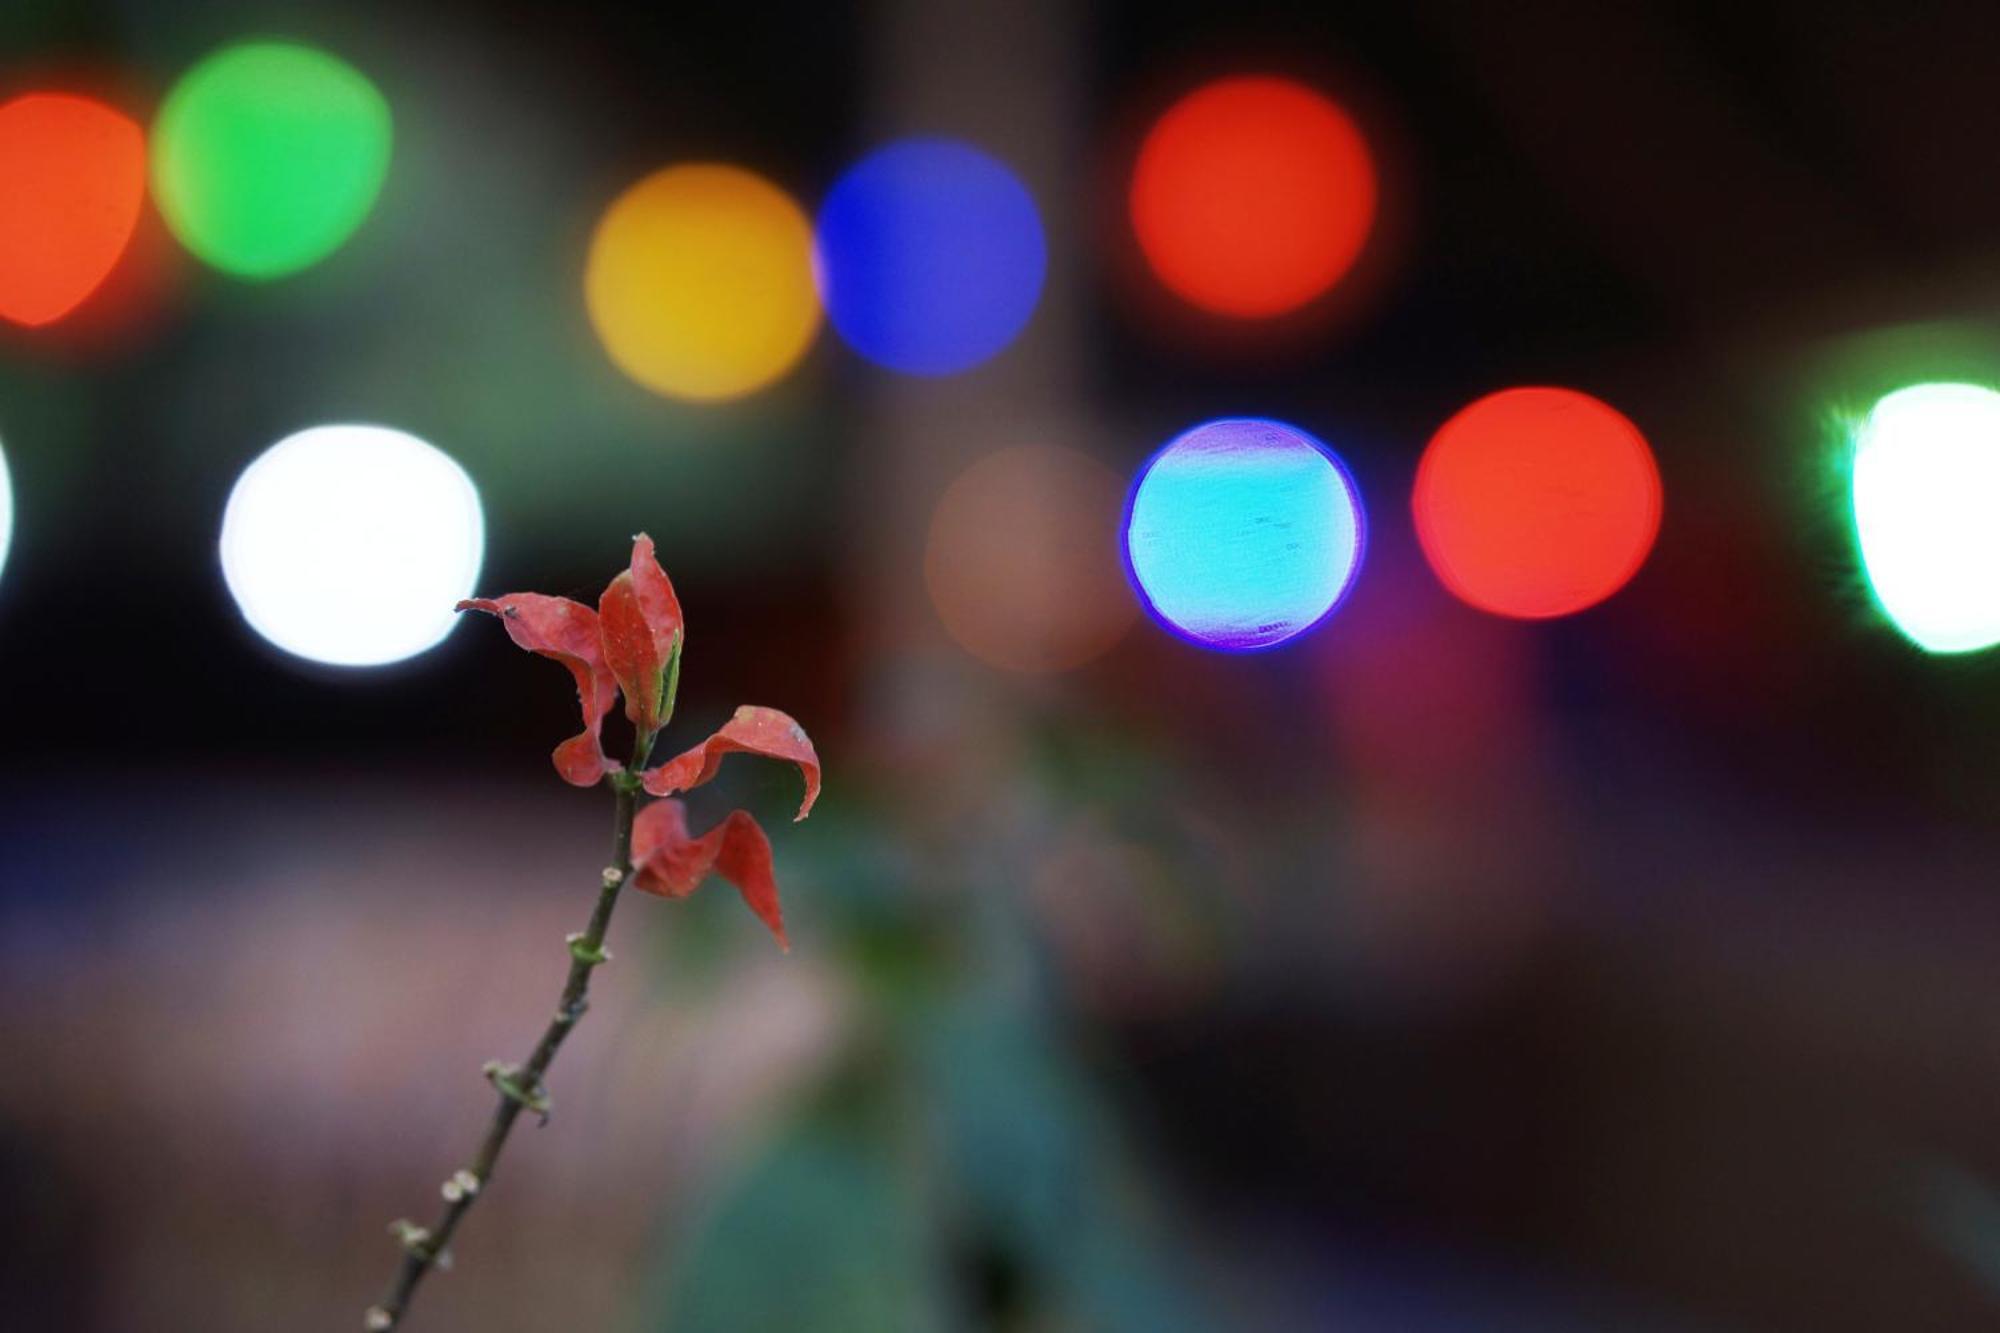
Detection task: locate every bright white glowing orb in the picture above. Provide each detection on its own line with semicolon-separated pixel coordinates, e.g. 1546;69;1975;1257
220;424;484;666
1853;383;2000;654
0;439;12;587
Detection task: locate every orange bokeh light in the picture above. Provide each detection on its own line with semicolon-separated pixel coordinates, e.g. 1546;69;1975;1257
1413;387;1663;619
1129;75;1377;319
0;93;146;327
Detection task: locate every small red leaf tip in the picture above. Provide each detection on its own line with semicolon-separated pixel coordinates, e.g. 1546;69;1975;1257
628;533;684;653
639;704;821;820
598;536;686;735
630;800;788;948
598;573;663;734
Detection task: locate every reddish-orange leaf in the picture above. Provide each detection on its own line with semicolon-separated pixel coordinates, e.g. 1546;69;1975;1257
629;533;684;652
596;535;685;733
630;799;788;949
598;573;665;733
640;705;821;820
457;594;620;786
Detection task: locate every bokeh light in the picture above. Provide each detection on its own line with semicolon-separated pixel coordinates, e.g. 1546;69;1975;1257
1851;383;2000;654
0;93;146;327
0;438;13;587
1123;417;1366;651
1413;387;1661;619
1129;75;1377;319
219;425;483;667
815;137;1046;375
925;443;1137;673
584;164;820;402
152;42;392;279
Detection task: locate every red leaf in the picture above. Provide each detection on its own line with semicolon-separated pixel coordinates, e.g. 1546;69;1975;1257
640;705;821;820
630;800;788;949
456;594;620;786
629;533;684;652
596;535;684;734
598;574;662;733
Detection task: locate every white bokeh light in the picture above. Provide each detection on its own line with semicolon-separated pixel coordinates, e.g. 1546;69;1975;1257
0;438;13;588
1853;384;2000;654
220;424;484;667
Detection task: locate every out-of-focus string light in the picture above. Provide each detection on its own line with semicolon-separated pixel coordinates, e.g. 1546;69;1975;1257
1123;417;1366;651
1851;382;2000;654
1129;75;1377;319
219;425;483;667
815;137;1046;375
1413;387;1661;619
0;93;146;326
152;42;391;279
584;164;820;402
925;443;1136;673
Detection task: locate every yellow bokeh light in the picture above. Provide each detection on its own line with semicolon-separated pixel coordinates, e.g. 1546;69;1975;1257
584;164;820;402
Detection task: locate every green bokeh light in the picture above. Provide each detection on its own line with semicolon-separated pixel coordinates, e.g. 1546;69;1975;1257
1851;382;2000;654
152;42;392;279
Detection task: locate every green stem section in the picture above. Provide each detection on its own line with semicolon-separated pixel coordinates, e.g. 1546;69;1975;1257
366;736;652;1330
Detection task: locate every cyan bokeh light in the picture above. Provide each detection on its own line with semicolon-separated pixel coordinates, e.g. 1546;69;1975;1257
814;137;1046;375
1124;418;1365;651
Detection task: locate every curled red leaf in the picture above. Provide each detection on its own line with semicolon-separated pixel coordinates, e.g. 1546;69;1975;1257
631;799;787;949
640;705;821;820
456;594;619;786
596;535;685;735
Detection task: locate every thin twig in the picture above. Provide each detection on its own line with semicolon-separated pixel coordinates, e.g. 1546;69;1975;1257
366;744;650;1330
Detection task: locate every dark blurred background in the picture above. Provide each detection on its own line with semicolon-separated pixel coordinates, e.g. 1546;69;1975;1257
8;1;2000;1330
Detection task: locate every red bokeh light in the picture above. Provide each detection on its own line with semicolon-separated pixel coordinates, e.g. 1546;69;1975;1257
1129;75;1377;319
1413;387;1663;619
0;93;147;328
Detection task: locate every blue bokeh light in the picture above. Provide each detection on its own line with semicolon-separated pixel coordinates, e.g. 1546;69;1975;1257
814;137;1046;376
1123;418;1366;651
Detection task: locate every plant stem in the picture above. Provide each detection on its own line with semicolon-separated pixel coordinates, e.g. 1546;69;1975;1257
366;759;646;1330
